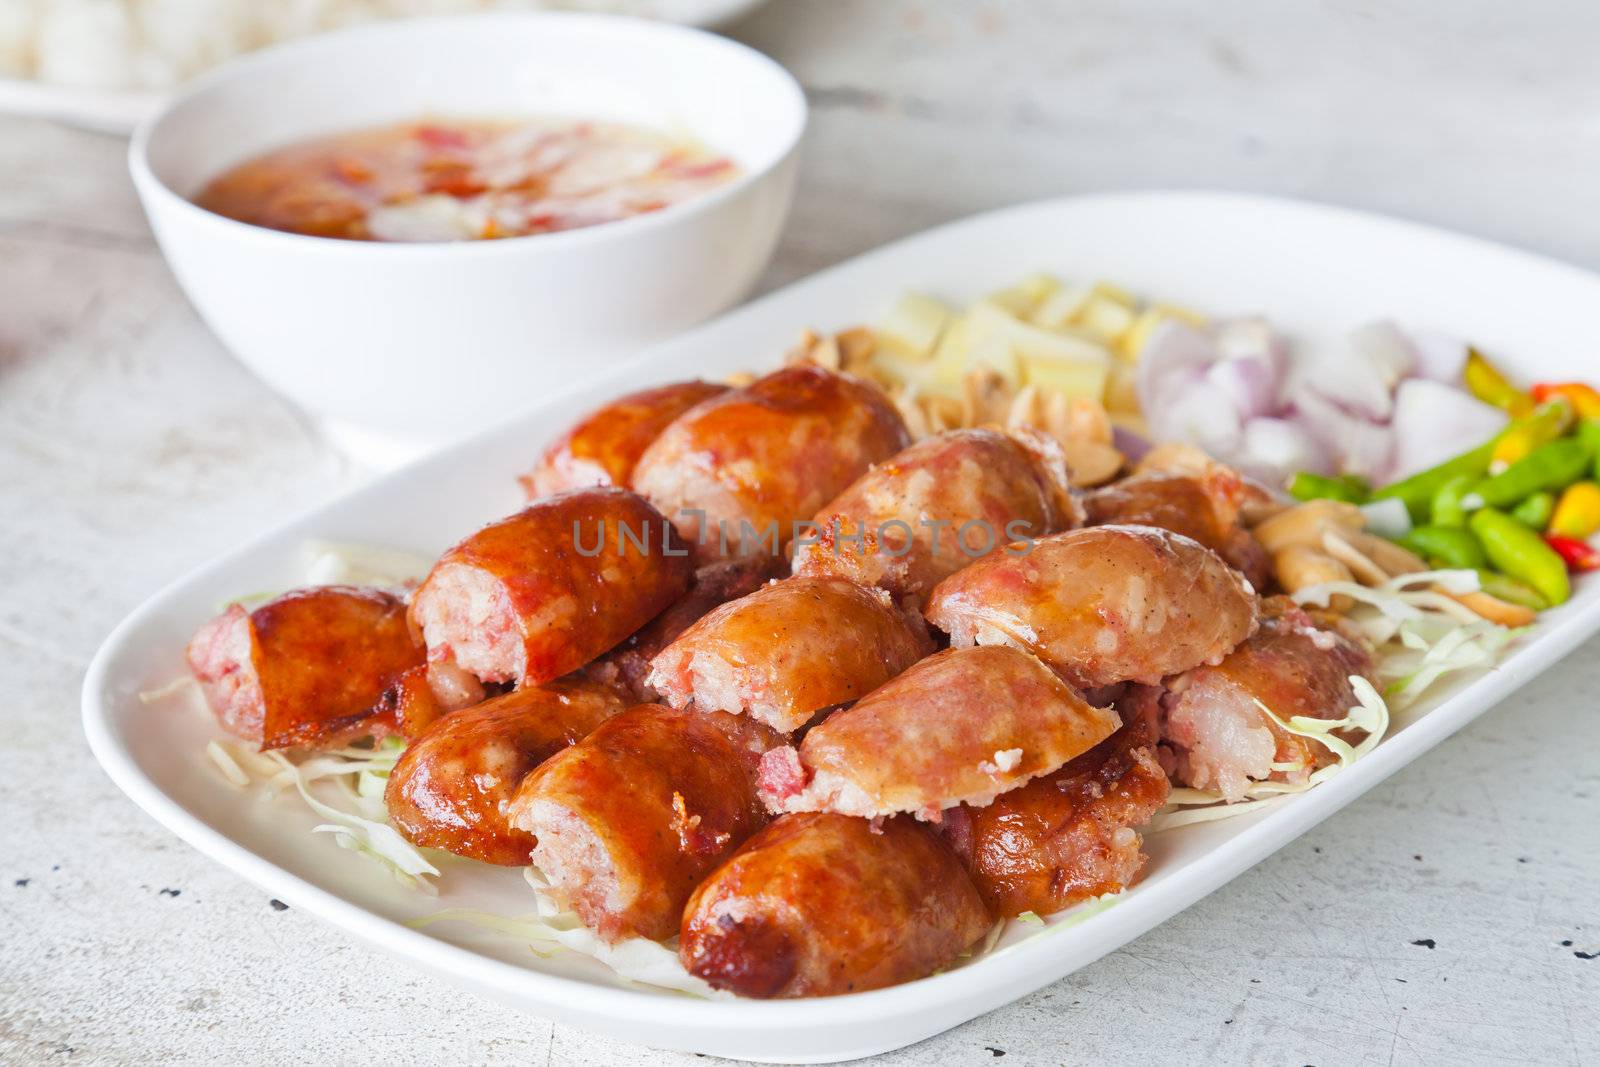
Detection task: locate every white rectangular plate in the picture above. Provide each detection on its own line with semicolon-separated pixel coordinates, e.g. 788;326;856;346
83;192;1600;1063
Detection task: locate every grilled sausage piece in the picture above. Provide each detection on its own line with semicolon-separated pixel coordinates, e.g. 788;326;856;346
1082;470;1269;590
1161;596;1376;802
384;679;628;865
186;585;423;750
646;575;934;734
632;365;910;561
505;704;781;942
924;524;1259;689
409;487;693;686
519;380;730;500
680;812;993;998
792;427;1082;605
758;645;1118;820
372;660;488;740
944;686;1171;918
576;556;783;703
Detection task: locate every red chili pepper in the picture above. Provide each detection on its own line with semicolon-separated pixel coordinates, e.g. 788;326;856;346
414;124;469;150
1543;533;1600;572
1530;382;1600;418
422;163;487;198
331;156;374;185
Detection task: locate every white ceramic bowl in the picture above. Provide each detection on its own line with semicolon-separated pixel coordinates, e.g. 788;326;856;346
130;13;805;457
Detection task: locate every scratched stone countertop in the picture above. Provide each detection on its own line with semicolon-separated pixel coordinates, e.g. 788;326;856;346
1;2;1597;1064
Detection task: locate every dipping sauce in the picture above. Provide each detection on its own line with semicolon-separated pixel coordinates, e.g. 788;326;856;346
194;118;740;242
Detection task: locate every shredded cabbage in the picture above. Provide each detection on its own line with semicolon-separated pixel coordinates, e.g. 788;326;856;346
1149;675;1391;832
186;539;441;879
203;726;715;989
299;539;432;589
258;740;439;893
987;895;1120;954
1291;570;1523;709
139;676;198;704
955;895;1120;966
204;740;251;788
405;867;725;998
204;734;439;894
212;539;432;612
1152;565;1523;831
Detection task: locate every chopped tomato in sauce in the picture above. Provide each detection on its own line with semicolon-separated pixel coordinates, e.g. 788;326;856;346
195;118;739;242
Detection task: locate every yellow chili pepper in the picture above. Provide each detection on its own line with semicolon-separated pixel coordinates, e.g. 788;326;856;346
1531;382;1600;419
1464;349;1534;416
1491;427;1537;470
1489;398;1574;471
1549;481;1600;539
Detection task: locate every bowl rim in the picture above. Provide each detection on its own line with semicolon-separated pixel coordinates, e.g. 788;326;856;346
127;11;807;258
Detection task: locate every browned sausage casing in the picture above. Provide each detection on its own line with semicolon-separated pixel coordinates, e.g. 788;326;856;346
384;679;627;865
792;427;1081;604
1162;596;1376;801
945;688;1170;918
371;660;488;740
646;575;934;733
680;812;993;998
409;487;693;686
924;524;1259;689
632;365;911;561
576;556;783;703
520;380;730;500
759;645;1118;819
185;585;423;750
1082;470;1269;589
504;704;781;942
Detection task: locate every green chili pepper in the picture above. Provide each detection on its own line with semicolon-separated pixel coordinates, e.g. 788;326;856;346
1430;474;1476;527
1375;399;1574;522
1469;508;1570;606
1521;395;1579;442
1374;444;1495;523
1511;490;1556;529
1475;571;1550;611
1288;471;1370;504
1399;525;1488;570
1580;419;1600;476
1469;437;1593;509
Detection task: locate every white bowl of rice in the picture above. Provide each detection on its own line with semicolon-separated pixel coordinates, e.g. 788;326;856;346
129;12;804;460
0;1;773;130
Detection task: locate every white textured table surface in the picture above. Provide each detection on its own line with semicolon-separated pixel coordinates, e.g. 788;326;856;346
3;2;1598;1064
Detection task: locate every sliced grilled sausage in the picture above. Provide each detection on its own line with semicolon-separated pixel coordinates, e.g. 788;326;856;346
577;556;782;703
792;427;1081;605
409;487;693;686
924;524;1259;689
385;679;627;865
632;365;910;561
505;704;781;942
758;645;1117;820
520;380;729;500
944;687;1171;918
1161;596;1376;801
680;812;992;997
647;575;933;734
186;585;423;750
1082;469;1269;589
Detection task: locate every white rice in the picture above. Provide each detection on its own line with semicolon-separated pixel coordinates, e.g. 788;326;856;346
1;0;736;88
